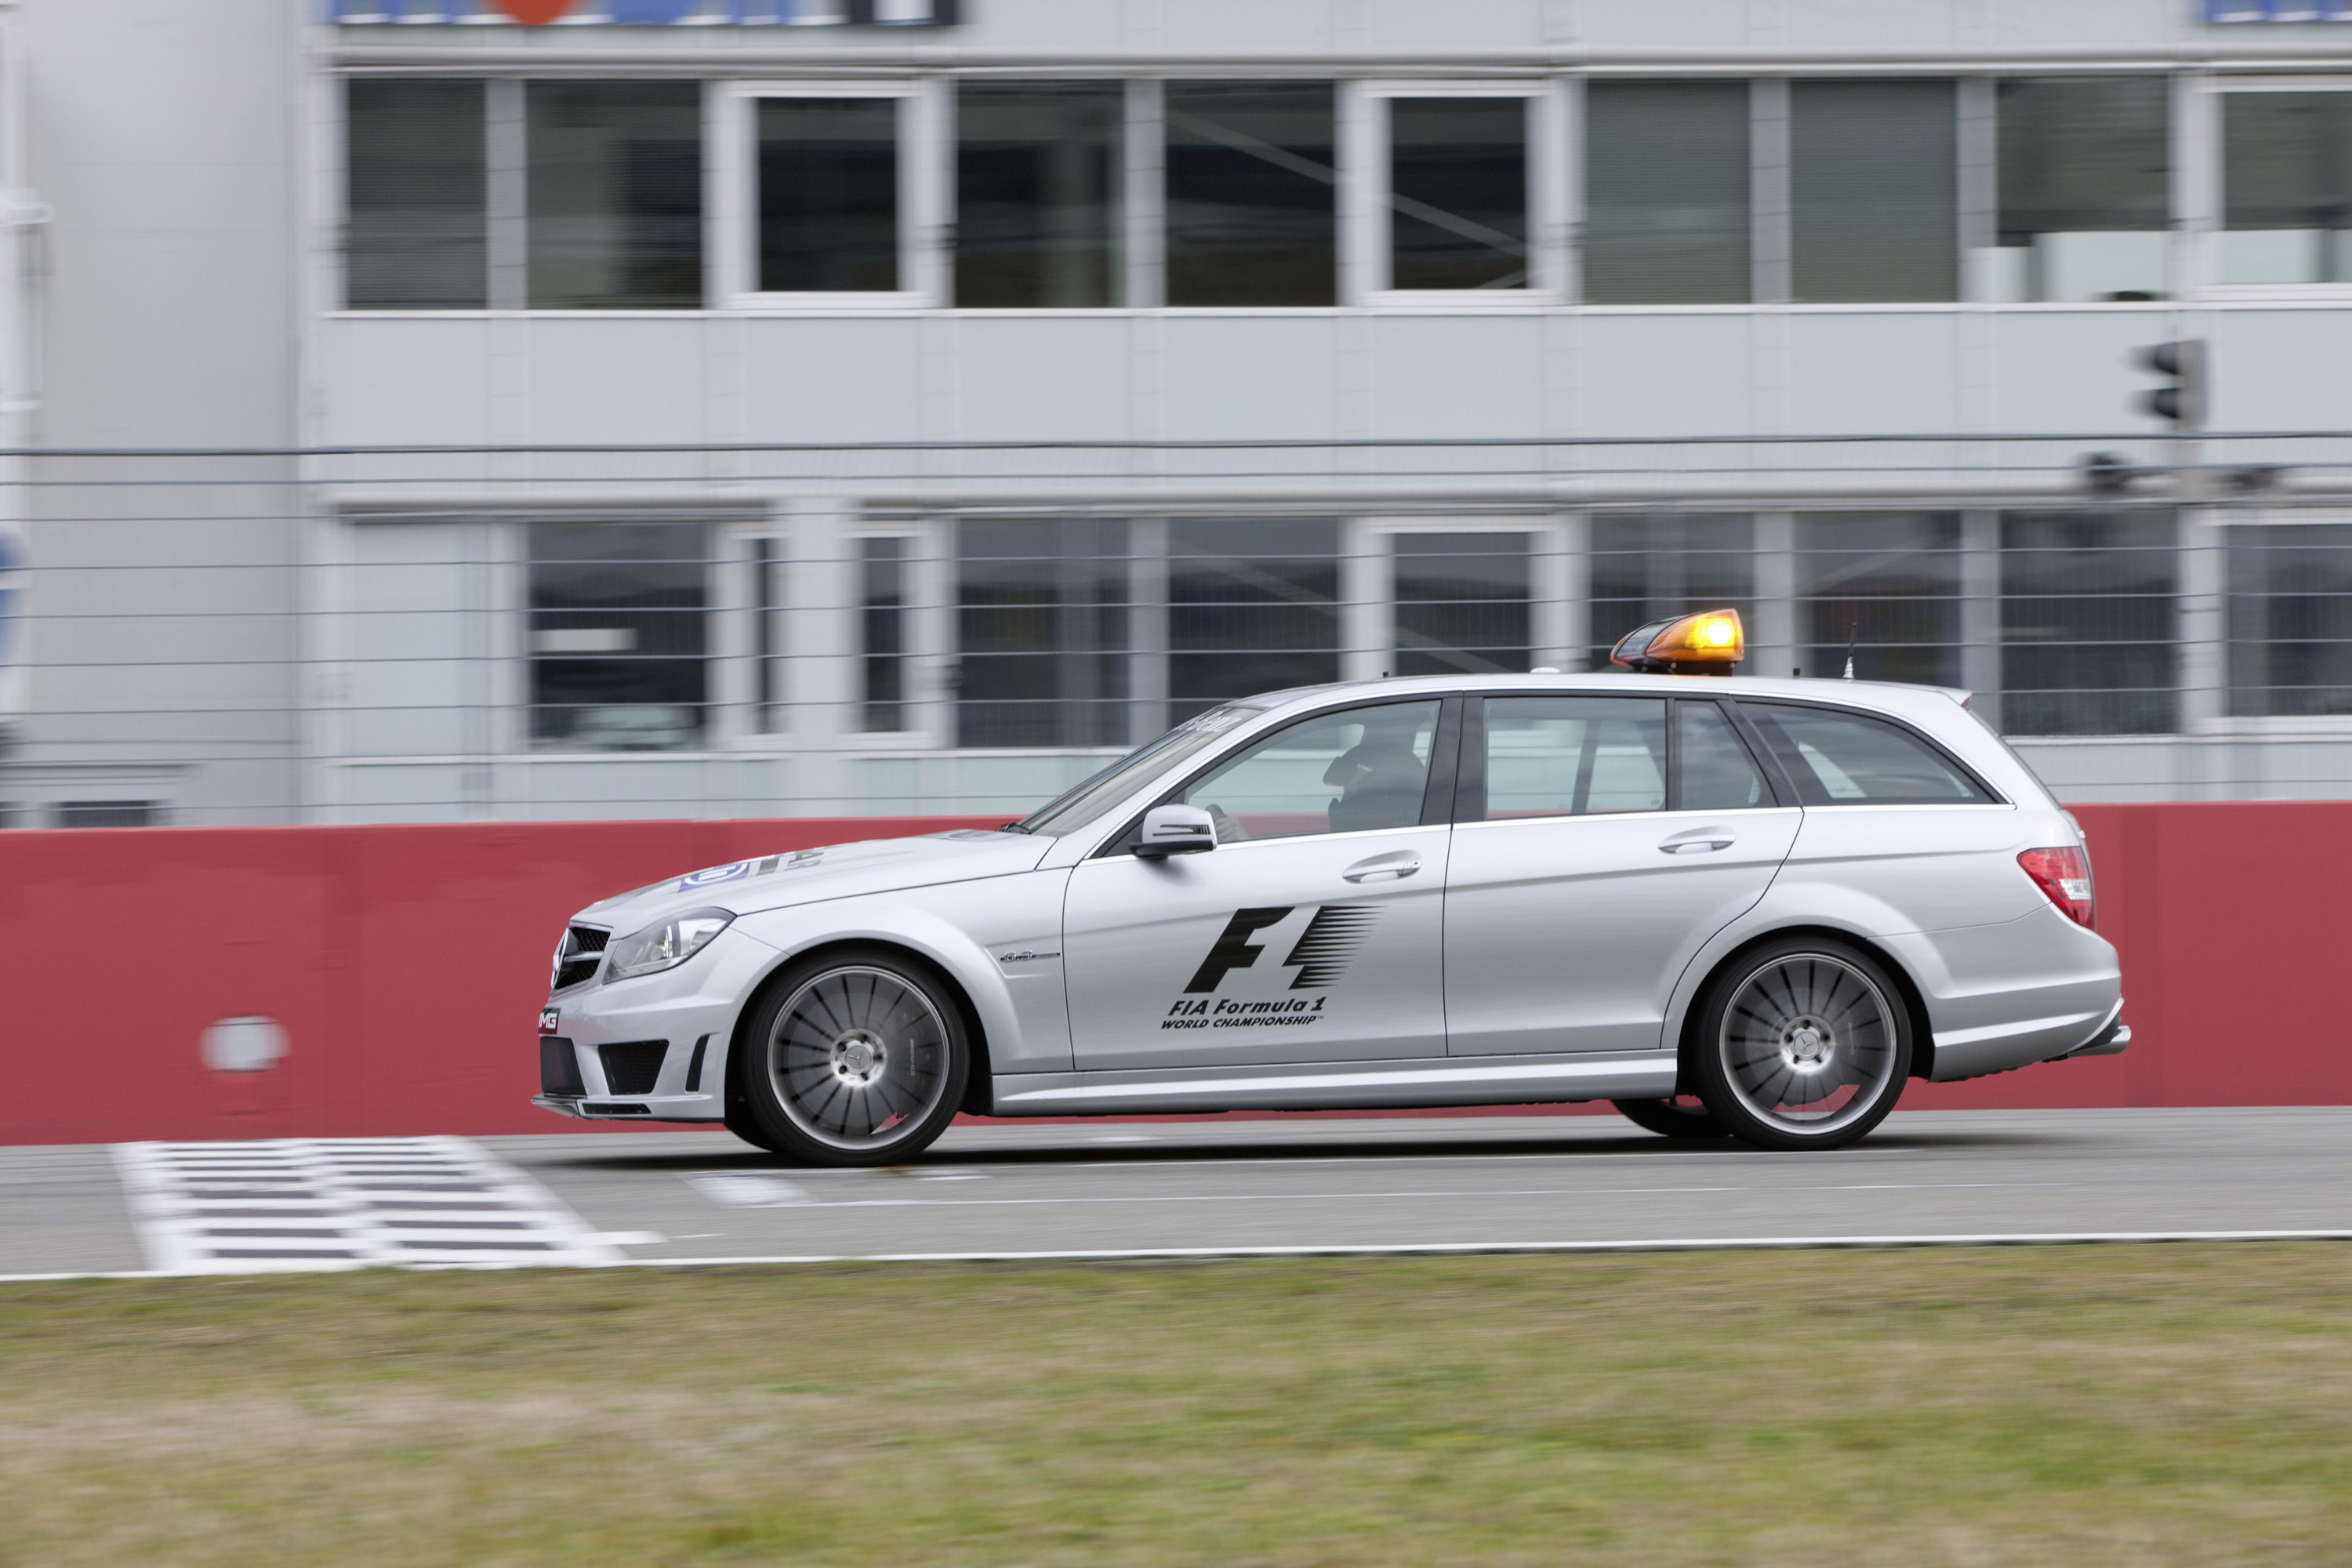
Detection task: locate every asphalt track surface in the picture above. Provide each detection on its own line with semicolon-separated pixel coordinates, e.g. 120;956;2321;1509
6;1107;2351;1280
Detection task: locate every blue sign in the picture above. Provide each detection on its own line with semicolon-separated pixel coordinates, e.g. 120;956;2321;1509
327;0;958;23
2207;1;2352;19
0;529;18;670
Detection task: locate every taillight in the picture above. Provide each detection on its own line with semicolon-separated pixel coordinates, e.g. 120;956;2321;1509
2018;845;2096;929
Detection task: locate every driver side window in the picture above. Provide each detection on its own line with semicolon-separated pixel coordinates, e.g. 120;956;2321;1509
1179;701;1443;844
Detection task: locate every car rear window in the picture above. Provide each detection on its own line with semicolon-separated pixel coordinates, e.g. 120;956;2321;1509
1738;702;1995;806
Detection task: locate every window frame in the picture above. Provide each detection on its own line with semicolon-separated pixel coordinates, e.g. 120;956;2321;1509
2205;75;2352;303
1347;79;1565;307
717;78;946;312
1732;697;2007;808
1093;693;1463;856
1457;693;1789;824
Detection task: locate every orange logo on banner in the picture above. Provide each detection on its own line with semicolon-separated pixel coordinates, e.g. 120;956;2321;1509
493;0;577;20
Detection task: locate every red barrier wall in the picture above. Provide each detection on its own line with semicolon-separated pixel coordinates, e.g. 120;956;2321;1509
1;801;2339;1146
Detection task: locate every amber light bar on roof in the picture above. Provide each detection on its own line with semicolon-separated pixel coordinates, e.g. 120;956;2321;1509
1610;608;1744;676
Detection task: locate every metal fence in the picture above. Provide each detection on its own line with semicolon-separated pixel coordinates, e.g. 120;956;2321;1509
7;430;2352;826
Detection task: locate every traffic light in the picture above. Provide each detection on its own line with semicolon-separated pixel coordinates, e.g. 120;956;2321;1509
2138;339;2206;428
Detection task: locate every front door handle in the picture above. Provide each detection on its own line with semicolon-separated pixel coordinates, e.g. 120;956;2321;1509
1659;833;1734;855
1342;850;1421;883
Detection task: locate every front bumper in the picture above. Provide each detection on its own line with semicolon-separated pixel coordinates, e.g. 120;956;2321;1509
533;928;776;1123
532;1088;723;1122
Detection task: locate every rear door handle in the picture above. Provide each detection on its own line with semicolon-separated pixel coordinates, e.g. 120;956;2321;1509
1659;833;1734;855
1342;850;1421;883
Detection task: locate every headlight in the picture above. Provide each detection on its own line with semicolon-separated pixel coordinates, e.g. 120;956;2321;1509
604;908;734;982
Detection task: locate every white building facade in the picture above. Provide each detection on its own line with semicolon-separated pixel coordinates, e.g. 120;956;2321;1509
12;0;2352;824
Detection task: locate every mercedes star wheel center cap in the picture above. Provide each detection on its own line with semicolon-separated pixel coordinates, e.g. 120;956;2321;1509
832;1031;885;1085
1784;1022;1831;1071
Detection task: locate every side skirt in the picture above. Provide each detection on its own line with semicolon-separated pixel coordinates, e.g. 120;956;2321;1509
987;1051;1679;1118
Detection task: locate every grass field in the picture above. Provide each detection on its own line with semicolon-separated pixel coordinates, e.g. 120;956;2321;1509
2;1245;2349;1566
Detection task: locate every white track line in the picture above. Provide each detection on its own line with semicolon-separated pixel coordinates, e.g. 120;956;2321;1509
111;1138;634;1274
11;1229;2352;1286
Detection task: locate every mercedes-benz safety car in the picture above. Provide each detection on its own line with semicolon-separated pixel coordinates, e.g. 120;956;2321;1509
534;608;2126;1163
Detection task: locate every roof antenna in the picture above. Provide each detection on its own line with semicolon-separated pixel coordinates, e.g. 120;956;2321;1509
1842;620;1858;681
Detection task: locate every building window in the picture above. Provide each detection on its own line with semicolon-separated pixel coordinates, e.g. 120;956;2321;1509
2229;524;2352;717
528;522;709;752
1792;80;1958;303
55;802;158;828
1385;96;1529;292
956;520;1130;747
1588;515;1755;668
1796;514;1963;688
526;82;703;310
346;79;486;310
1985;78;2169;303
1168;519;1339;720
1392;532;1530;674
2221;90;2352;287
860;537;909;732
1164;82;1336;307
1999;512;2177;736
752;537;786;735
956;82;1123;308
1582;82;1751;305
759;96;902;293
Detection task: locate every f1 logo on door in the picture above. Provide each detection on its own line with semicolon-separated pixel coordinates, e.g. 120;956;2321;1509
1182;906;1383;993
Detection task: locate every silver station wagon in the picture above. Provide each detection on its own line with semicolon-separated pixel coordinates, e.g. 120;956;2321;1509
535;611;2127;1164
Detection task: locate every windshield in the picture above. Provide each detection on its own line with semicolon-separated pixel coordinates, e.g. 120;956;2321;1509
1014;706;1265;837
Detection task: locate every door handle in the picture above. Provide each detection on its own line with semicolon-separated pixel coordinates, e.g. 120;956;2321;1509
1659;833;1734;855
1342;850;1421;883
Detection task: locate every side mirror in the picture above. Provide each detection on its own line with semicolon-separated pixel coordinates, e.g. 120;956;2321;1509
1134;804;1217;858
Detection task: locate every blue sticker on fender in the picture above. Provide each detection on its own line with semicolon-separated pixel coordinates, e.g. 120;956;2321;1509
676;860;756;893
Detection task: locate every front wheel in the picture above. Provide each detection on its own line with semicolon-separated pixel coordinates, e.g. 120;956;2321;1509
1610;1096;1730;1139
1690;938;1912;1152
735;948;971;1167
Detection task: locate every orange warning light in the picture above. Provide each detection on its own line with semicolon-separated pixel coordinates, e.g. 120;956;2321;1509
1610;608;1745;674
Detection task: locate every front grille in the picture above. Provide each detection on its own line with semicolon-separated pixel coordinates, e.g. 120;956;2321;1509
598;1040;669;1096
552;924;609;992
539;1036;584;1096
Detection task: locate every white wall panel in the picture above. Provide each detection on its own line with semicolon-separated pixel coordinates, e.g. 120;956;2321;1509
1577;0;1749;49
1369;315;1545;441
1162;318;1340;441
1160;0;1334;51
2209;311;2352;434
1988;0;2181;47
742;318;923;445
1365;0;1542;49
957;318;1134;442
524;319;711;447
1788;0;1956;50
1788;313;1959;435
1578;314;1752;438
321;320;493;447
1990;310;2168;435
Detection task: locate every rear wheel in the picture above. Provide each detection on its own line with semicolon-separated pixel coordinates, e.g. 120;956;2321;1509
735;948;971;1167
1610;1096;1730;1139
1691;938;1912;1152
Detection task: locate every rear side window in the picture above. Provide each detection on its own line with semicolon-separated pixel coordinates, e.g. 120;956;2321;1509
1483;696;1668;818
1740;702;1995;806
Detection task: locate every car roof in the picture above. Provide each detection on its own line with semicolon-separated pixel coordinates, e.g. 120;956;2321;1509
1240;672;1973;725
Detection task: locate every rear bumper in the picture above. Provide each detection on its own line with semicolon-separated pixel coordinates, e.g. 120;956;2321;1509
2061;1005;2132;1059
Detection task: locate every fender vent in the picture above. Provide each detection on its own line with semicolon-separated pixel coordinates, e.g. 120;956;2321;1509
598;1040;669;1095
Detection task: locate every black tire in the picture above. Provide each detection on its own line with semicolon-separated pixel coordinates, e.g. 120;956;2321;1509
733;946;972;1168
1690;937;1913;1152
1610;1096;1732;1139
721;1096;787;1155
